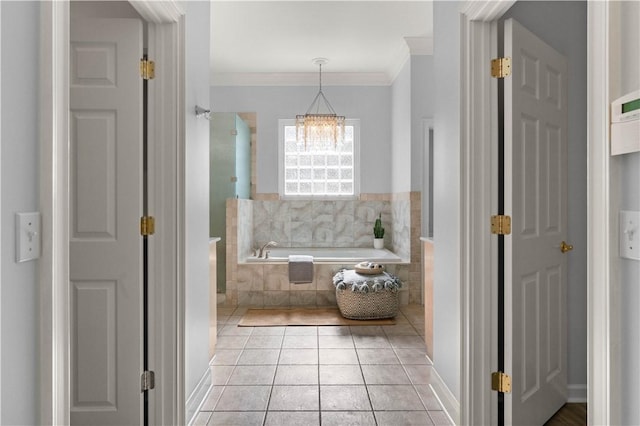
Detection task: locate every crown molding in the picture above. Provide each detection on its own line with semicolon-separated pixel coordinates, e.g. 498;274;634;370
387;43;411;84
461;0;515;21
404;36;434;55
129;0;183;23
211;72;392;86
386;36;433;85
211;35;434;87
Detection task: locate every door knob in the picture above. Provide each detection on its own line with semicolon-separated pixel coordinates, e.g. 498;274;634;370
560;241;574;253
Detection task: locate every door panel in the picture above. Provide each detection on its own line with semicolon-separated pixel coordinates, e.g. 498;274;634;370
70;18;143;425
504;18;568;425
72;281;117;407
71;111;117;238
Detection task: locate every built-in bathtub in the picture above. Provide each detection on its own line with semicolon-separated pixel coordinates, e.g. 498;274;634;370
232;246;410;307
244;247;406;264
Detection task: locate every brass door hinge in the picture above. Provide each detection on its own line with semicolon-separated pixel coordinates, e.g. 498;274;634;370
141;370;155;392
140;216;155;236
140;59;155;80
491;371;512;393
491;215;512;235
491;57;511;78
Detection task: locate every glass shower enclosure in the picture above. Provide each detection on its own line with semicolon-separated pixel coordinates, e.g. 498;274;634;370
210;112;251;293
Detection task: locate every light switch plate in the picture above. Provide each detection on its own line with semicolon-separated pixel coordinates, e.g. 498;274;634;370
15;212;41;263
620;210;640;260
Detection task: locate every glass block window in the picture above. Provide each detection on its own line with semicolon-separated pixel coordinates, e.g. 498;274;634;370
279;119;359;198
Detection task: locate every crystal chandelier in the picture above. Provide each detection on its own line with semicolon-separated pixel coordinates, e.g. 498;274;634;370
296;58;345;149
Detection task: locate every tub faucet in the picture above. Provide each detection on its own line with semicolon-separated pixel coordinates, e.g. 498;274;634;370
258;241;278;258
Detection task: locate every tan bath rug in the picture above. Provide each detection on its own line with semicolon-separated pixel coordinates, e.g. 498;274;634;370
238;307;396;327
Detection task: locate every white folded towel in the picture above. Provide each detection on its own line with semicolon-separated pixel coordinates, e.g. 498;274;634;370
288;255;314;284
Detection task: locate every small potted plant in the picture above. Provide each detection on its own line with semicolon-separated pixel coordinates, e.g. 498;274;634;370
373;213;385;249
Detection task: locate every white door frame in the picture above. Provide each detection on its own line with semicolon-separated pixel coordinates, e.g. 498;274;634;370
461;1;611;425
586;2;615;425
39;1;187;424
459;2;514;425
421;118;434;241
0;3;3;419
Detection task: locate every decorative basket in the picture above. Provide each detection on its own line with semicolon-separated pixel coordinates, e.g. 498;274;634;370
332;269;402;320
336;288;399;320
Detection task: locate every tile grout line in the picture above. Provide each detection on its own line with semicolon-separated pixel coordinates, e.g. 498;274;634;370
351;325;379;426
205;305;448;425
260;329;279;426
385;313;436;416
317;326;322;426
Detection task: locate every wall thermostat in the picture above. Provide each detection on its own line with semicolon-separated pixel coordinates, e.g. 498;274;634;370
611;89;640;155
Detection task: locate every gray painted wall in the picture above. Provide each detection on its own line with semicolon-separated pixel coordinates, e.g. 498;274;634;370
614;2;640;423
1;2;40;423
412;55;435;193
210;85;392;194
390;55;435;196
211;57;435;198
502;0;589;396
432;0;461;399
183;0;212;399
391;58;412;193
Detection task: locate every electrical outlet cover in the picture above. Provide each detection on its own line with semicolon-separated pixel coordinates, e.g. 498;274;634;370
16;212;41;262
620;210;640;260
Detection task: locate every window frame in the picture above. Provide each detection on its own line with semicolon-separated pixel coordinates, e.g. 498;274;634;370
278;118;361;200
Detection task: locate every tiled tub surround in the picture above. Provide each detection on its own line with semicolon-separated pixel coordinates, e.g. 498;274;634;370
245;247;403;263
234;263;410;308
252;200;395;250
225;193;421;307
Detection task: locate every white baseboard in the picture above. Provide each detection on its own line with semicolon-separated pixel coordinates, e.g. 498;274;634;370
185;367;212;425
568;384;587;403
429;367;460;425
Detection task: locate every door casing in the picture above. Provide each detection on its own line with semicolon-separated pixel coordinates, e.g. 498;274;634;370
39;1;187;424
585;3;617;425
460;1;612;425
459;3;513;425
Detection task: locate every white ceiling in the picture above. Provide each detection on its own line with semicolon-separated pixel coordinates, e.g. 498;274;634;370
210;1;433;86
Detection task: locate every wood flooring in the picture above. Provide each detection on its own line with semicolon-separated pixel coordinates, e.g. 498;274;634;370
544;403;587;425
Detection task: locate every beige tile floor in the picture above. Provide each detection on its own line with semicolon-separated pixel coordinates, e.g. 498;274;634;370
192;305;452;426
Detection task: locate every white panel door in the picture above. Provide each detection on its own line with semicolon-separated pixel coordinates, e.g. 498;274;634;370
69;18;143;425
504;18;569;425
